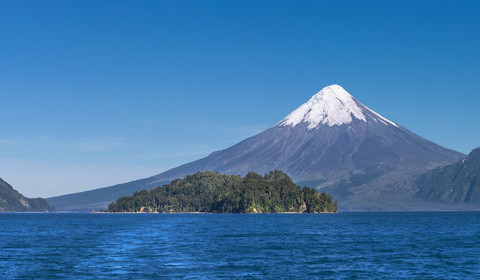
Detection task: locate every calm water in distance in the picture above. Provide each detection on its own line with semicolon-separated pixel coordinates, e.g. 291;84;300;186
0;212;479;279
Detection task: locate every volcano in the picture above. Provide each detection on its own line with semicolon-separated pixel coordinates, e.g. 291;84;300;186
48;85;464;211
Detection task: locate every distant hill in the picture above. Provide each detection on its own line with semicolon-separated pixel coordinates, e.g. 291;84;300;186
48;85;464;211
416;147;480;204
107;170;337;213
0;178;55;212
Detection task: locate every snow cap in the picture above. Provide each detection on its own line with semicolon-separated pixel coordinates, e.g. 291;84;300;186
278;84;397;129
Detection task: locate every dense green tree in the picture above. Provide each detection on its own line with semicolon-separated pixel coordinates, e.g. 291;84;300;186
107;171;337;213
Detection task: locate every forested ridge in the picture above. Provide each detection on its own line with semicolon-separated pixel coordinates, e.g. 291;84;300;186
107;170;337;213
416;147;480;204
0;178;55;212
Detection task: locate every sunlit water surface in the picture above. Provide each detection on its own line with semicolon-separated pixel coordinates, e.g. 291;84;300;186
1;212;479;279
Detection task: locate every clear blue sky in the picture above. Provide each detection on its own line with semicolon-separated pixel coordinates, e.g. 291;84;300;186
1;0;479;198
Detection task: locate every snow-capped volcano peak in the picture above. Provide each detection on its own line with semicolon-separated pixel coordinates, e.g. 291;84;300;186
278;84;398;129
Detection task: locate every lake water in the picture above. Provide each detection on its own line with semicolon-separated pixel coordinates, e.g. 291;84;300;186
0;212;479;279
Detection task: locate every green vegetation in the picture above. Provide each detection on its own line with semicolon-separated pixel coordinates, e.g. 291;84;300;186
0;178;55;212
416;147;480;204
107;170;337;213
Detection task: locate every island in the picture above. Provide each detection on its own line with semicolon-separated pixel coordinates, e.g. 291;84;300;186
106;170;337;213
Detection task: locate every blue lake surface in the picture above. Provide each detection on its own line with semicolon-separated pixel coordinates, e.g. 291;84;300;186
0;212;479;279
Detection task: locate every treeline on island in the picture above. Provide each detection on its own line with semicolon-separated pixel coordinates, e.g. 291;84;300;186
107;170;337;213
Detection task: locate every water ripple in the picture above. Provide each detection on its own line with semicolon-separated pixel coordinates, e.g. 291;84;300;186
0;212;479;279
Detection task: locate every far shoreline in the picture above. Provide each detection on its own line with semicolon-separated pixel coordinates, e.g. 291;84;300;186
91;211;337;214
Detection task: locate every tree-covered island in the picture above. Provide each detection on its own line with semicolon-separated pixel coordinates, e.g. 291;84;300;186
106;170;337;213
